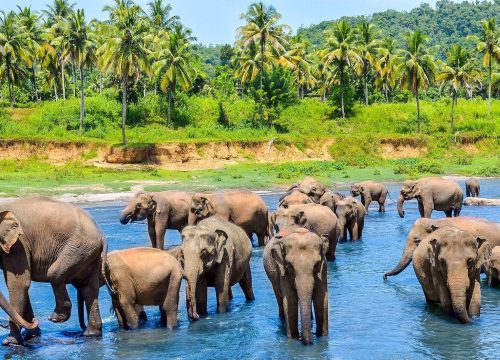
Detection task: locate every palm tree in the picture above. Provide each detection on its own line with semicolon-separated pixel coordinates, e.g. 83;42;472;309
398;31;437;131
43;0;75;25
67;9;96;131
152;25;193;124
147;0;179;31
319;20;362;118
0;11;31;107
99;3;150;145
375;37;399;102
237;2;288;124
437;45;481;132
356;21;380;105
467;18;500;116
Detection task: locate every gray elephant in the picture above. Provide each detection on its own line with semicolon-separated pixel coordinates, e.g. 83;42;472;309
397;178;463;218
412;226;490;323
180;217;254;321
335;196;366;241
280;177;328;204
278;190;313;208
465;178;480;197
188;190;269;246
271;203;339;261
319;190;345;211
486;246;500;287
0;196;105;345
103;247;182;330
351;181;389;212
263;227;329;345
119;191;191;249
384;217;500;279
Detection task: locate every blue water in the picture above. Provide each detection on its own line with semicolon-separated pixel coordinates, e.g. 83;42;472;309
0;180;499;359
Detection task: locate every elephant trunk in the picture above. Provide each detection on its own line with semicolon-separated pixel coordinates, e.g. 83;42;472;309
384;243;415;279
337;219;346;241
187;212;198;226
297;279;314;345
0;289;38;330
185;272;199;321
119;208;133;224
449;278;471;324
397;193;405;218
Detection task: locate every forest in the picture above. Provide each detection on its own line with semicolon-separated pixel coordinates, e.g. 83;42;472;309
0;0;498;146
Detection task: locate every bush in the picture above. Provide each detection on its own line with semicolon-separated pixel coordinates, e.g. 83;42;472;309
328;135;379;166
275;161;345;179
416;159;443;174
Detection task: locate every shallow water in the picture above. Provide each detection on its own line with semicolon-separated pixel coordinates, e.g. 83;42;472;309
0;180;499;359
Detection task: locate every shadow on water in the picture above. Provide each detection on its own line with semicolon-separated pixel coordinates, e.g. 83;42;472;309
0;179;498;359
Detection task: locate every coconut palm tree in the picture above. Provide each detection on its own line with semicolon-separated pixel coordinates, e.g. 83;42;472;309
319;20;362;118
236;2;288;123
147;0;179;31
375;37;399;102
43;0;75;25
398;31;437;131
99;3;150;145
355;21;381;105
467;18;500;116
437;45;481;132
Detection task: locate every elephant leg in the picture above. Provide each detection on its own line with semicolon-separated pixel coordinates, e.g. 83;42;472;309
80;272;102;337
120;302;140;330
162;276;181;329
283;290;299;339
155;217;168;250
257;233;266;247
49;283;72;323
272;284;284;319
422;202;433;218
239;267;255;301
378;194;387;212
351;221;359;241
466;188;471;197
21;294;41;340
444;210;453;217
196;276;208;316
363;196;372;213
147;219;158;249
326;235;337;261
418;202;425;217
313;281;328;337
468;278;481;317
112;298;126;329
135;305;147;322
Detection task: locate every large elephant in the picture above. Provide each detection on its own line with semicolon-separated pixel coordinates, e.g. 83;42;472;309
412;226;490;323
486;246;500;287
384;217;500;280
278;190;313;209
397;178;463;218
0;196;105;345
119;191;191;249
103;248;182;330
335;196;366;241
188;190;270;246
465;178;480;198
180;217;254;321
351;181;389;212
263;227;328;345
271;204;339;261
319;190;345;211
280;177;328;204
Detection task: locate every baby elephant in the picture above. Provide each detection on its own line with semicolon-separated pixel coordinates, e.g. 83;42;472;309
351;181;389;212
412;226;491;323
103;248;183;330
486;246;500;287
264;227;329;345
465;178;480;198
180;217;254;321
335;196;366;241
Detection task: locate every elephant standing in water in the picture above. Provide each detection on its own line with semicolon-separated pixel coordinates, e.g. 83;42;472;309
280;177;328;204
465;178;480;197
188;190;270;246
486;246;500;287
335;196;366;241
351;181;389;212
264;227;329;345
120;191;191;249
384;217;500;280
412;226;490;323
180;217;254;320
319;190;345;211
278;190;313;208
397;178;463;218
0;197;106;345
103;248;183;330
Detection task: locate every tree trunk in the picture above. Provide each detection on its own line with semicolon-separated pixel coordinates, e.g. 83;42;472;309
53;81;59;100
99;73;103;94
416;86;421;132
260;34;265;126
31;64;39;102
364;64;369;106
72;62;77;97
167;89;172;124
6;57;14;108
121;67;129;145
340;65;345;119
61;59;66;100
79;63;85;132
450;92;456;133
385;87;389;103
487;58;491;117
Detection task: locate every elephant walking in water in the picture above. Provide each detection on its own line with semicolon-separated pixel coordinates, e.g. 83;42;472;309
0;197;106;345
465;178;480;197
351;181;389;212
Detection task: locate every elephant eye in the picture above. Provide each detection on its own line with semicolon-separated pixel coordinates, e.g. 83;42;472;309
467;258;474;267
136;204;142;209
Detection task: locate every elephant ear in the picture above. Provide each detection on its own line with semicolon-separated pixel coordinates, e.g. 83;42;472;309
476;237;491;271
296;211;307;226
148;195;159;214
428;238;439;267
201;196;214;213
271;240;286;277
0;211;23;254
320;234;329;258
215;229;229;264
352;200;358;218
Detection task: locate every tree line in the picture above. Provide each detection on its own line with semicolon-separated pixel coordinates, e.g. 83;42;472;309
0;0;499;144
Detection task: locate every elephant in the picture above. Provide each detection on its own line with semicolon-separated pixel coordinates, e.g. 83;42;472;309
280;177;328;204
188;190;270;246
397;178;463;218
412;226;490;323
271;204;339;261
103;248;182;330
351;181;390;212
263;227;329;345
0;196;106;345
119;191;191;249
180;217;254;321
486;246;500;287
465;178;480;198
319;190;345;211
384;217;500;280
335;196;366;241
464;198;500;206
278;190;313;208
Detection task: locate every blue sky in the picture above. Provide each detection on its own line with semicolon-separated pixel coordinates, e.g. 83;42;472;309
3;0;447;44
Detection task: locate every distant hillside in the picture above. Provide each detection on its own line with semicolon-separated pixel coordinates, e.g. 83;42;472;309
297;0;500;54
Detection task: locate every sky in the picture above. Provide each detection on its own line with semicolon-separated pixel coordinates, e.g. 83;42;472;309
2;0;448;44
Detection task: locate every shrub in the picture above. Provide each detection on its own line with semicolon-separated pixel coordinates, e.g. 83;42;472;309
416;159;443;174
329;84;355;117
275;161;345;179
328;136;379;166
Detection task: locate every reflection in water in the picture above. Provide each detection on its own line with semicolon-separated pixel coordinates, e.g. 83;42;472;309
0;180;498;359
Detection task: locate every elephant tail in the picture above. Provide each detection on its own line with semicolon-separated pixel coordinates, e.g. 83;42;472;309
77;289;86;331
101;238;118;296
385;186;396;204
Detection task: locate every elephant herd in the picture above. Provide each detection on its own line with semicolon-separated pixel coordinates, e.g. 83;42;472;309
0;175;497;347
